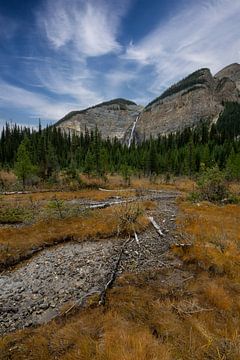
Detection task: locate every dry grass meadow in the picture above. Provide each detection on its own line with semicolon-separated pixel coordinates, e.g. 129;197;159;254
0;175;240;359
0;201;150;270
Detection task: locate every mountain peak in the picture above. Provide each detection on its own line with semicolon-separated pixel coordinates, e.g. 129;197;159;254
215;63;240;80
145;68;213;109
56;98;142;140
56;62;240;142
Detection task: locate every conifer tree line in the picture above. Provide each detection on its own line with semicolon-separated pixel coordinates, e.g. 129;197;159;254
0;102;240;180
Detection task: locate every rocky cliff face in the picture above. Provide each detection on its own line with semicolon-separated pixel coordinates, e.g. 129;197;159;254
56;63;240;141
135;63;240;139
56;99;143;140
215;63;240;90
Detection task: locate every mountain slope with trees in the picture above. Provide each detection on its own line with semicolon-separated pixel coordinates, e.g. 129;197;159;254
0;102;240;187
56;63;240;144
136;63;240;140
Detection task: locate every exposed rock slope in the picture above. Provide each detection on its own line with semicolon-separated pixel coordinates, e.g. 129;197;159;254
135;63;240;139
56;63;240;141
56;98;143;140
215;63;240;89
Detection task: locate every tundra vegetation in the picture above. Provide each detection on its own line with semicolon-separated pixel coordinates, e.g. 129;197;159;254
0;102;239;359
0;174;239;359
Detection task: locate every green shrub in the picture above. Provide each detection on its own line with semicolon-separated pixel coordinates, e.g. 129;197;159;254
121;165;132;187
0;207;31;224
47;197;65;219
226;152;240;180
191;166;229;202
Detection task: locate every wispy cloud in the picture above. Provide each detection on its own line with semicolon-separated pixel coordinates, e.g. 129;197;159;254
34;59;103;105
38;0;130;57
0;0;240;125
124;0;240;93
0;0;130;122
27;0;131;114
0;81;76;120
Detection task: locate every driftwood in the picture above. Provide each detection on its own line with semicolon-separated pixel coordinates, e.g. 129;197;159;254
173;243;192;249
88;198;139;210
88;200;127;209
148;216;165;237
171;300;213;316
146;189;163;193
181;276;194;283
0;189;64;196
134;232;140;246
88;203;110;209
1;191;31;195
99;237;131;306
98;188;135;192
88;200;121;210
172;243;192;255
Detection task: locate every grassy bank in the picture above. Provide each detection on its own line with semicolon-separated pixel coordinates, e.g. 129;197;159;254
0;177;239;359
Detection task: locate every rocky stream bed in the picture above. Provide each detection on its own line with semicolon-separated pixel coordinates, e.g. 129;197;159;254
0;191;184;336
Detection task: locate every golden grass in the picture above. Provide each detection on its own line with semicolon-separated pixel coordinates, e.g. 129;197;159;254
0;170;17;184
0;169;238;196
229;182;240;195
131;177;195;193
140;200;157;210
169;198;240;358
87;174;195;193
1;182;240;360
176;201;240;278
202;281;233;311
0;202;149;269
115;175;239;196
1;269;240;360
0;188;134;204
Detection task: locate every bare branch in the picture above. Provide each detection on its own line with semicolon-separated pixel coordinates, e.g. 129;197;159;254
148;216;165;237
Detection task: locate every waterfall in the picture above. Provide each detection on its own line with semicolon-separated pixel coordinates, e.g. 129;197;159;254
128;115;139;148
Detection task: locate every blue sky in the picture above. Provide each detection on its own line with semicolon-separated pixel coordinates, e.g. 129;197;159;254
0;0;239;127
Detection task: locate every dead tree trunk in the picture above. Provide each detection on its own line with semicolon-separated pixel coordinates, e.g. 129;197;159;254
99;237;130;306
148;216;165;237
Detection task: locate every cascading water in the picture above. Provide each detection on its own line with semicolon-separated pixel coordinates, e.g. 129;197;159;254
128;115;139;148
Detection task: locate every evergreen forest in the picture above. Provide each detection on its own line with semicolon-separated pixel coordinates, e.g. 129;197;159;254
0;102;240;183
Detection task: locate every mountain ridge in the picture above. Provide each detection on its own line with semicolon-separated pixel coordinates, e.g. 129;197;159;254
56;98;137;126
56;63;240;141
56;98;143;141
135;63;240;140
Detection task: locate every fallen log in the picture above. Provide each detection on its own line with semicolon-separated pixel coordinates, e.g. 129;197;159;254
1;191;31;195
88;203;110;209
99;237;131;306
0;189;64;196
88;198;134;209
171;300;213;316
173;243;192;248
98;188;135;192
171;243;192;254
134;232;140;246
148;216;165;237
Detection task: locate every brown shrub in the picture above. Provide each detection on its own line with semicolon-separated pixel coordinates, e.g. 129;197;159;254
0;203;149;269
176;201;240;279
202;282;232;311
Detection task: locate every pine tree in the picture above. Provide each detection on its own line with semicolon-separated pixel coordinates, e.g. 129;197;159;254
148;141;158;174
14;138;37;188
99;148;108;180
226;151;240;180
84;149;95;176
